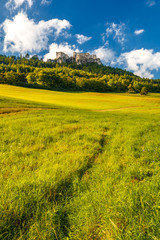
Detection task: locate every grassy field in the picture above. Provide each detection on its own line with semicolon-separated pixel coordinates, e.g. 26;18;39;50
1;84;160;111
1;84;160;239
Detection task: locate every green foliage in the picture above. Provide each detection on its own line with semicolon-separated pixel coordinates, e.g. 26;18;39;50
128;84;136;94
4;71;27;85
141;86;148;95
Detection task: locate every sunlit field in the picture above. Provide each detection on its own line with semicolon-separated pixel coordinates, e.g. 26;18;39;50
1;84;160;111
1;85;160;239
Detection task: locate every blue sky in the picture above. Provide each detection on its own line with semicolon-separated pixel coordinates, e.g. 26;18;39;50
0;0;160;78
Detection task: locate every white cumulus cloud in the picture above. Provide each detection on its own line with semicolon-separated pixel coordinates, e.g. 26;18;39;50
134;29;145;35
1;12;71;53
44;42;80;61
91;46;115;65
147;0;156;7
6;0;33;9
75;34;92;44
106;22;126;46
118;48;160;78
41;0;52;5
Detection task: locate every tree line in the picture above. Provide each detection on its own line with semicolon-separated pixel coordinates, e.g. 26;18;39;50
0;54;160;93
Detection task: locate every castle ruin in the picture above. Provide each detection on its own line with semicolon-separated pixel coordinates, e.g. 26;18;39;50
55;52;101;65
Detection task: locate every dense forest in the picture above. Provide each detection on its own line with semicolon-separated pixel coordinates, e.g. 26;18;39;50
0;54;160;93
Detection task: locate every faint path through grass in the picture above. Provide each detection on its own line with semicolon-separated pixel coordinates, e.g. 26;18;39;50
94;106;141;112
0;107;59;115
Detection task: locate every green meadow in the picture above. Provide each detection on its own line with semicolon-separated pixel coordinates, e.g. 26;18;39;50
1;84;160;239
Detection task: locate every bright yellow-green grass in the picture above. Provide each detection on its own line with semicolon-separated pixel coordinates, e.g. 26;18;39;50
1;84;160;111
1;84;160;240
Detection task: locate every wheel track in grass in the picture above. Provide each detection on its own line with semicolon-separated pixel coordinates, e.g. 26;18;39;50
45;127;109;239
1;127;109;240
77;127;109;180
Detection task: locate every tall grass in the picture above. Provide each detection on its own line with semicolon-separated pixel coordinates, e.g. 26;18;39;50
0;85;160;239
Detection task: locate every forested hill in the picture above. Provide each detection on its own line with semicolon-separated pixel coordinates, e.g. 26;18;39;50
0;54;160;93
0;54;134;76
59;62;135;76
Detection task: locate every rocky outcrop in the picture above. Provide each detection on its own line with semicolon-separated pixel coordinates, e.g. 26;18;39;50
55;52;101;65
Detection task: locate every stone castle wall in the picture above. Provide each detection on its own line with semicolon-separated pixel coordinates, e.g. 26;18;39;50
56;52;101;65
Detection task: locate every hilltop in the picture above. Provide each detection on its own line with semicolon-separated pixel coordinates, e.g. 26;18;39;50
0;53;133;76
